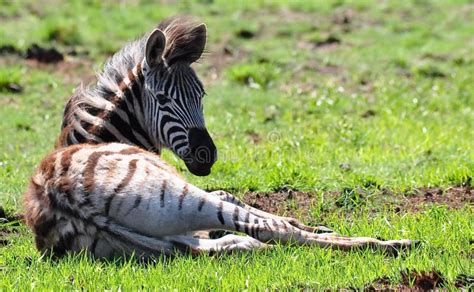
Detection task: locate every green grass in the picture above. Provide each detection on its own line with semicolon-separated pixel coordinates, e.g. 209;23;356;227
1;0;473;289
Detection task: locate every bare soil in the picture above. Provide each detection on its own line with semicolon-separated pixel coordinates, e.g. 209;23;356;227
243;186;473;219
244;190;315;219
0;206;23;246
365;269;447;290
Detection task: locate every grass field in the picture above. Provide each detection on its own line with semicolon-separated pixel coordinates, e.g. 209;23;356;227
1;0;473;289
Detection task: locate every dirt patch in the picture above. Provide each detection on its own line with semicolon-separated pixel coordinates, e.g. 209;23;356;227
24;57;95;85
202;36;249;81
400;270;446;290
245;130;262;144
0;82;23;94
241;186;472;220
0;206;23;225
25;44;64;63
365;270;447;290
396;186;473;212
313;35;341;47
0;206;23;247
244;190;315;220
236;29;256;39
0;45;22;56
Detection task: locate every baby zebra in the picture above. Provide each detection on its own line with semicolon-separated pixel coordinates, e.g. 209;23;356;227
24;143;416;258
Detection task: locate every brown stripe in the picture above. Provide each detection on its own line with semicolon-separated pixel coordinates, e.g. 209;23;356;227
198;197;206;211
56;145;84;199
114;159;138;193
118;80;129;92
103;159;119;187
160;179;167;207
87;111;108;137
178;184;189;210
56;125;72;148
83;151;115;194
119;147;143;155
59;145;82;176
127;69;136;84
217;201;225;225
135;63;142;75
39;151;58;181
233;207;240;231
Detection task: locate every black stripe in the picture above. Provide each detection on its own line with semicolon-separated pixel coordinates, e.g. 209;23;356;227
178;184;188;210
130;79;144;111
198;197;206;211
90;237;99;254
78;196;92;208
107;111;143;145
233;207;240;232
170;134;187;146
272;219;280;232
160;180;167;207
255;225;260;239
52;231;76;256
71;129;87;144
34;217;57;237
132;195;142;209
249;224;255;238
217;201;225;225
244;212;250;223
104;194;115;216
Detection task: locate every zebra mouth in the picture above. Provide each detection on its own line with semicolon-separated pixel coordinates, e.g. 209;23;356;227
185;161;212;176
183;147;215;176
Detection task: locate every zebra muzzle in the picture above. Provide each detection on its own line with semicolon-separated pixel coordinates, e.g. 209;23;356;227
184;128;217;176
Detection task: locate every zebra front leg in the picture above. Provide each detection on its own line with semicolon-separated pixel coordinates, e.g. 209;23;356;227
209;190;334;234
164;234;269;254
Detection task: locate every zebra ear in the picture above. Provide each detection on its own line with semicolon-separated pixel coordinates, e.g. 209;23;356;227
145;29;166;68
166;23;207;65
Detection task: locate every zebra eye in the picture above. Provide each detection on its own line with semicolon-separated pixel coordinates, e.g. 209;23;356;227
156;93;169;104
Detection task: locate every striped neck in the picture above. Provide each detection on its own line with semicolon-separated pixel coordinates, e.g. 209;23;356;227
58;63;161;153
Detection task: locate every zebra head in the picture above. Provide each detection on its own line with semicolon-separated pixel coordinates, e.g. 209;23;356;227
141;21;217;176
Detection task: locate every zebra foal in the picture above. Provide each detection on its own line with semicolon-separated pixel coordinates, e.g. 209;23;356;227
24;17;417;258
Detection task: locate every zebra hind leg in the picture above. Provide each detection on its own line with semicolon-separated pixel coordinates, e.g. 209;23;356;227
209;190;334;234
